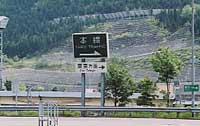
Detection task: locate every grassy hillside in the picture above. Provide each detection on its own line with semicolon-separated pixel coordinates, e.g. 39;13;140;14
1;0;200;82
4;17;191;71
0;0;195;57
3;16;200;86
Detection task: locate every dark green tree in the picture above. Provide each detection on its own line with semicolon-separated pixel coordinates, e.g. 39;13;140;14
136;77;157;106
105;57;135;107
52;87;59;91
156;4;200;35
150;47;182;106
4;80;12;91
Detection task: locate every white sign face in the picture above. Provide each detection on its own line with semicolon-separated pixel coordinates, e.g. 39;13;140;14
75;62;107;73
0;16;9;29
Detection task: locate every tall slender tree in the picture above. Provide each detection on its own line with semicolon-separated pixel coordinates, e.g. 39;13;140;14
150;47;182;106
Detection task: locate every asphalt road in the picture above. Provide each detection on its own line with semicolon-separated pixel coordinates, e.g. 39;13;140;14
0;117;200;126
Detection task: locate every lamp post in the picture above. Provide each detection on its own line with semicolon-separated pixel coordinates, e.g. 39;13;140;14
191;0;195;109
0;16;9;90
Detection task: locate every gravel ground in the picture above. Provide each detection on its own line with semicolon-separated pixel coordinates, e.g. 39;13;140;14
0;117;200;126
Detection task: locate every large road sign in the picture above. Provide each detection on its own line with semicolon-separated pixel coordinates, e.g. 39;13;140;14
75;62;107;73
73;32;109;58
184;85;199;92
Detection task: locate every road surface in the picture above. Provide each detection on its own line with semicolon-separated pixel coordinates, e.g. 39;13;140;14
0;117;200;126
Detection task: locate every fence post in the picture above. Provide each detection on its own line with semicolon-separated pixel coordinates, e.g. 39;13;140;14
177;112;180;118
152;112;155;118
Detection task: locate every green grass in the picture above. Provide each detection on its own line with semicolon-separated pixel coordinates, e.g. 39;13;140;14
147;18;169;37
105;111;200;119
154;112;177;118
84;22;113;32
179;112;192;119
0;111;38;117
0;110;81;117
0;110;200;120
4;55;75;72
59;111;81;117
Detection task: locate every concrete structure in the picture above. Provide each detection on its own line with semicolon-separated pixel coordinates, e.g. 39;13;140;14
0;16;9;90
0;91;102;105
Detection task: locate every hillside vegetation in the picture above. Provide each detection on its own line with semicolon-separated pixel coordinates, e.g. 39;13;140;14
156;4;200;36
4;17;190;71
0;0;196;57
1;0;200;82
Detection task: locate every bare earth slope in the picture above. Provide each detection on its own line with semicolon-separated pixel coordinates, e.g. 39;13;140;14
4;17;194;87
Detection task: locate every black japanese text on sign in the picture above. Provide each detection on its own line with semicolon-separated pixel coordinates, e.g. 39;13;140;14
73;32;109;58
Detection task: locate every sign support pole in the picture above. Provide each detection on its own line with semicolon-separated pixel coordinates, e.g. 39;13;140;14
101;58;105;116
81;59;86;117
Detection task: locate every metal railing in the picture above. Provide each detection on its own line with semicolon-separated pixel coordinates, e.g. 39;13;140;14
38;102;58;126
0;106;200;113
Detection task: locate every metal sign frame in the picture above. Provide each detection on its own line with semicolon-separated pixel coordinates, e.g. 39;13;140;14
72;32;109;59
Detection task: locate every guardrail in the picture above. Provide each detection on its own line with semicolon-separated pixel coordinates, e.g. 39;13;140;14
0;106;38;111
0;106;200;113
61;106;200;113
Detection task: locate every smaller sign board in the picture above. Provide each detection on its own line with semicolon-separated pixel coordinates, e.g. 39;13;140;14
184;85;199;92
174;81;179;87
0;16;9;29
75;62;107;73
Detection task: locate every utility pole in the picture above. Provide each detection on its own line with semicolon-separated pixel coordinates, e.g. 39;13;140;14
191;0;195;110
0;30;3;90
81;59;86;117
